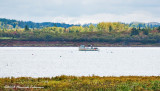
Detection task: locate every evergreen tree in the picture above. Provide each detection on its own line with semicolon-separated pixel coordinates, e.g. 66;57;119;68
142;28;149;35
25;25;29;31
54;24;57;27
157;26;160;32
131;28;139;36
109;25;113;32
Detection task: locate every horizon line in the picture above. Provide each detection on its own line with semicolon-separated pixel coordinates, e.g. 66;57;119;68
0;17;160;25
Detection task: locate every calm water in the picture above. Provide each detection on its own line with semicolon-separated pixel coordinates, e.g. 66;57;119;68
0;47;160;77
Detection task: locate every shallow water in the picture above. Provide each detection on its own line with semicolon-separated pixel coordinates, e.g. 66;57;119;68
0;47;160;77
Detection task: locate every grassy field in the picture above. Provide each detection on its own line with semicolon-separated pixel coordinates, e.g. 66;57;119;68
0;75;160;91
0;37;13;39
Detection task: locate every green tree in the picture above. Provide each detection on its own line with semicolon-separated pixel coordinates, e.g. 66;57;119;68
157;26;160;32
109;25;113;32
54;24;57;27
131;28;139;36
142;28;149;35
25;25;29;31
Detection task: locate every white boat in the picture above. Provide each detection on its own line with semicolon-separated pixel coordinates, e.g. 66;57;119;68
79;45;99;51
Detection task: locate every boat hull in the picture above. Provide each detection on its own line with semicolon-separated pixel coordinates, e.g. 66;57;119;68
79;49;99;51
79;45;99;51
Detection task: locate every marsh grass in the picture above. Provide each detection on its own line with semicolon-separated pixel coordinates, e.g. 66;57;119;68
0;75;160;91
0;37;13;39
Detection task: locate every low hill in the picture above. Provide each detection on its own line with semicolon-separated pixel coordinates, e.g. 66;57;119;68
0;18;160;29
0;18;79;29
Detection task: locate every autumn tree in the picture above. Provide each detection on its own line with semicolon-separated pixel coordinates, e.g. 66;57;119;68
89;24;95;32
97;22;107;32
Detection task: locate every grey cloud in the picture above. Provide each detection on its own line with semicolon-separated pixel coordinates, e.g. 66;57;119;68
0;0;159;23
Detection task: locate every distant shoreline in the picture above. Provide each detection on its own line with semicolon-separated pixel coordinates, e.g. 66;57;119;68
0;40;160;47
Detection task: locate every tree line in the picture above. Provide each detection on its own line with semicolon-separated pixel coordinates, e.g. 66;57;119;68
0;22;160;44
0;18;77;29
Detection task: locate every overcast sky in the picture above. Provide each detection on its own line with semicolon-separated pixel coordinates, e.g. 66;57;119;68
0;0;160;24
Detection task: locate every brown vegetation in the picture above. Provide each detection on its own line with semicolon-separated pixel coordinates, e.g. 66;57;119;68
0;40;160;47
0;76;160;91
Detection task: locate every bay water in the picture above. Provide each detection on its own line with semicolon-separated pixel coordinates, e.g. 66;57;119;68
0;47;160;77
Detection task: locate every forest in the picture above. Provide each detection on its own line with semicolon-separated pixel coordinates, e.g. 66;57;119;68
0;18;77;29
0;21;160;45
